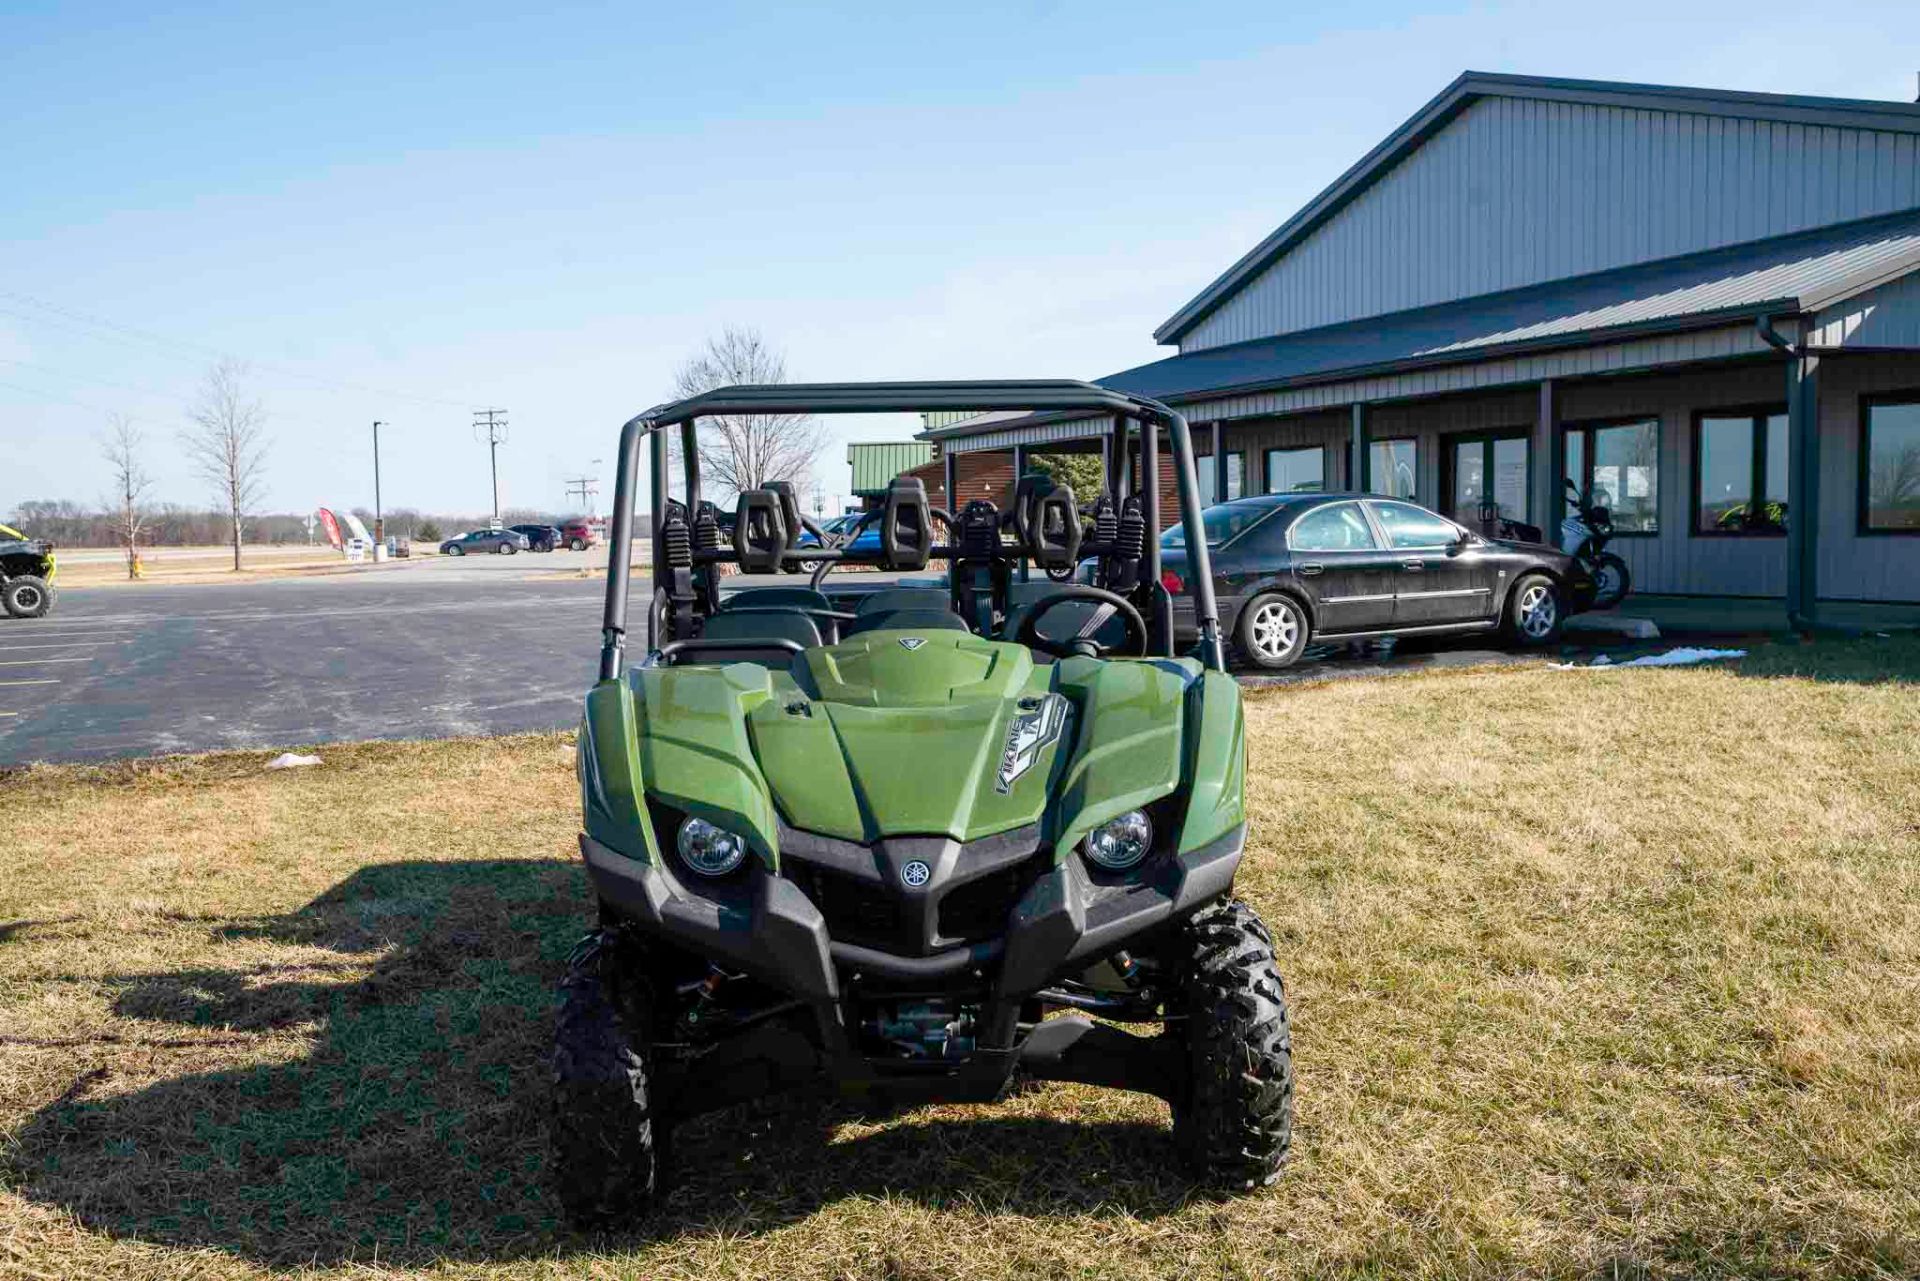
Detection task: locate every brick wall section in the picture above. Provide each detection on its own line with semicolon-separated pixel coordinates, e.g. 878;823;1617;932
900;453;1016;511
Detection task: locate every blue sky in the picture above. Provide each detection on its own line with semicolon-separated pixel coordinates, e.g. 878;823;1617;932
3;0;1917;519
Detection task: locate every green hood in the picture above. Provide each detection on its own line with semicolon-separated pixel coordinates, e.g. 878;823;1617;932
580;629;1244;866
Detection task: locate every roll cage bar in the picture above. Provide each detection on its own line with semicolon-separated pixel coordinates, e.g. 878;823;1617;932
598;380;1225;678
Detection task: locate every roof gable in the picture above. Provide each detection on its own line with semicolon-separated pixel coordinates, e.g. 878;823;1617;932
1158;72;1920;350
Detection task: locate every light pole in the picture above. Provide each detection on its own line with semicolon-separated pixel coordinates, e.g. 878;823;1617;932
371;421;385;545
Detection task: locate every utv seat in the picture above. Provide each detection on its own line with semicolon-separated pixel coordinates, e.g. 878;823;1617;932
844;607;969;638
722;586;833;613
663;608;821;666
853;587;952;617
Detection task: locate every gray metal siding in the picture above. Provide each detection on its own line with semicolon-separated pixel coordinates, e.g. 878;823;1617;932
1184;95;1920;351
1809;271;1920;348
1556;366;1790;597
1178;324;1775;422
1819;354;1920;601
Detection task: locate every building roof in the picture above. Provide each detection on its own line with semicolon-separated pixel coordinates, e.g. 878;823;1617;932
846;441;934;495
1154;71;1920;346
1098;211;1920;407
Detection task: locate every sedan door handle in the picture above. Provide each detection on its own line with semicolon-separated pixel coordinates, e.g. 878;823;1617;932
1402;560;1425;571
1297;562;1324;576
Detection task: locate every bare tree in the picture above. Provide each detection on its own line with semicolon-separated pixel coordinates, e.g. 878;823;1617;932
181;360;269;570
669;326;822;502
100;414;153;579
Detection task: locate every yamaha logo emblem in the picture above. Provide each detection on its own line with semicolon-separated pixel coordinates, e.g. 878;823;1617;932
901;860;931;887
898;637;926;651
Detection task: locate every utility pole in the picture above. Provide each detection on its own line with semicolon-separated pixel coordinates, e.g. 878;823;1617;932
472;409;508;525
563;476;599;512
371;421;385;544
563;457;603;520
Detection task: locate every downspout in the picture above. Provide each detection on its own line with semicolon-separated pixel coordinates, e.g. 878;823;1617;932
1756;313;1817;632
1755;313;1796;354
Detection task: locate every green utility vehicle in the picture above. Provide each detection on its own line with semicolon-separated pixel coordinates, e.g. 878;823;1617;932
0;523;57;618
555;381;1290;1222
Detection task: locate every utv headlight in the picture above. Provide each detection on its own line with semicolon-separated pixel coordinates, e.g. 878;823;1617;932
1083;809;1153;870
676;817;748;877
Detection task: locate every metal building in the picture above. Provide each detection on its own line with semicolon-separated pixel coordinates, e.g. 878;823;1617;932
922;72;1920;618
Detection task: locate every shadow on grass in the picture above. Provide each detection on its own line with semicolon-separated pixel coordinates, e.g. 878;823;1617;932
1732;633;1920;685
9;858;1191;1268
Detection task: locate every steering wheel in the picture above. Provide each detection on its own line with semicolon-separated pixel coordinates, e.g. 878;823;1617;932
1014;585;1148;660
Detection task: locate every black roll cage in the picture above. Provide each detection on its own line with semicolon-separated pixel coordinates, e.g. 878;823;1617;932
598;380;1225;679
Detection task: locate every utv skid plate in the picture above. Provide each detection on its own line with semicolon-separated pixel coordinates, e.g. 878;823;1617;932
579;822;1244;1114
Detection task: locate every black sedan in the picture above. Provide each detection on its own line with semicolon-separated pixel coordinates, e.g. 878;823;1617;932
1162;493;1598;669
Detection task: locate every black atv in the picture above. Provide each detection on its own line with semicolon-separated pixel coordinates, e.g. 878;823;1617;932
0;524;57;618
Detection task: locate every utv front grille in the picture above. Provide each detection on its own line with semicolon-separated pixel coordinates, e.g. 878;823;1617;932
786;865;901;952
777;822;1045;959
936;862;1033;944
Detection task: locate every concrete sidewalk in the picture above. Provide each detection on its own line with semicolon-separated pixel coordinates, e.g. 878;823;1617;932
1584;594;1920;637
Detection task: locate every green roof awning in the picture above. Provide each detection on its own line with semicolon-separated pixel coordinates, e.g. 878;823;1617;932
847;441;934;495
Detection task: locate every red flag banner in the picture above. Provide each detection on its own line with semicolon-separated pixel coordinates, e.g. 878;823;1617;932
317;508;343;549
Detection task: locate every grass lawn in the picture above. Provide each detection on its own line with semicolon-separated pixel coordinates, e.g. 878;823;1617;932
2;636;1917;1279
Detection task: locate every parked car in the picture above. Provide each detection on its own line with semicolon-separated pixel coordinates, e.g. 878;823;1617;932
509;523;563;552
440;529;530;556
1161;493;1599;669
557;519;596;551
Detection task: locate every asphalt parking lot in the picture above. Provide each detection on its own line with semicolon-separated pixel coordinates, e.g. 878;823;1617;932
0;555;613;764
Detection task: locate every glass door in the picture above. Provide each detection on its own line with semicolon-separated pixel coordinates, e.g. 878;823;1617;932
1448;433;1531;527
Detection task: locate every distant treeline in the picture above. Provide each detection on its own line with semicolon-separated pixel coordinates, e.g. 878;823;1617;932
6;499;592;547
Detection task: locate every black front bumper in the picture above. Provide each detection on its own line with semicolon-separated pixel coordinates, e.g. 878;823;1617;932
578;822;1244;1111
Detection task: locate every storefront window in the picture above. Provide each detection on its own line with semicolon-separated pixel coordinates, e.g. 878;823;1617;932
1863;398;1920;531
1566;419;1659;534
1197;452;1245;505
1264;447;1324;495
1368;439;1417;500
1695;410;1786;534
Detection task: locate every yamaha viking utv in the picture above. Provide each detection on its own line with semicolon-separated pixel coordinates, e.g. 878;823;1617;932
554;381;1291;1223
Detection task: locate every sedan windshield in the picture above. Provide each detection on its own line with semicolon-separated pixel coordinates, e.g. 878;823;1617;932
1161;502;1278;549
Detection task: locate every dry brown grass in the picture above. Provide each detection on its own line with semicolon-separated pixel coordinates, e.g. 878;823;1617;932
2;637;1918;1279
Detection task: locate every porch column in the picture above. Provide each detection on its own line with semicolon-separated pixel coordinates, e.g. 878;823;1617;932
1350;403;1369;491
1786;354;1822;630
942;445;958;513
1533;378;1562;531
1211;420;1226;502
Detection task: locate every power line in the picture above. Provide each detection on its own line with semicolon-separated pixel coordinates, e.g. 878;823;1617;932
562;475;599;513
0;290;483;410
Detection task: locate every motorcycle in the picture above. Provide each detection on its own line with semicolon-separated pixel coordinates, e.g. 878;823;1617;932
1560;478;1631;609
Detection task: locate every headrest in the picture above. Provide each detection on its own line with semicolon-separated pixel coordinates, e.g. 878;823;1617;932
1020;476;1082;570
765;480;807;548
880;476;932;572
732;489;789;574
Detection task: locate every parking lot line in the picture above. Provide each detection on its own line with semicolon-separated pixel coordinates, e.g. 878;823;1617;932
0;678;60;686
0;657;92;666
0;642;122;651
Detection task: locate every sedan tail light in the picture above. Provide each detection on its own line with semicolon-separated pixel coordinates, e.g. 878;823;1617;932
1160;568;1185;594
